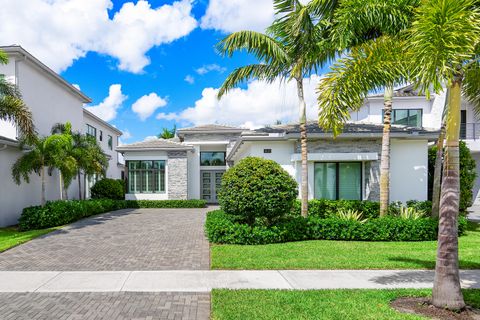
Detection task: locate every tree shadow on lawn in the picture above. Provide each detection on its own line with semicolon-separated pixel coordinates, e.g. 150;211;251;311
371;269;480;288
388;257;480;270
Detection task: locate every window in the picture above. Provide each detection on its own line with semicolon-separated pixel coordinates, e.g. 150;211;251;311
86;124;96;138
386;109;422;127
200;152;226;166
264;149;272;154
126;160;165;193
108;135;113;150
314;162;362;200
99;130;103;141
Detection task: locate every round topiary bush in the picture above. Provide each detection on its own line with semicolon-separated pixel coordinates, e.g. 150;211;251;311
218;156;298;225
90;178;125;200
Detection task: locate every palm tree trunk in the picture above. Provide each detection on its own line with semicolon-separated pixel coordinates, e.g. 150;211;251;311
40;166;46;206
59;171;63;201
77;171;82;200
297;77;309;217
432;121;446;218
379;85;393;216
83;174;87;200
432;76;465;310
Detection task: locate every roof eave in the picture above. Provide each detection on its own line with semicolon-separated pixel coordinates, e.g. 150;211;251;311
83;109;123;135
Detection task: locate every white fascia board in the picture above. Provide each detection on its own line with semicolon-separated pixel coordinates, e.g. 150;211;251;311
186;141;230;145
291;152;379;162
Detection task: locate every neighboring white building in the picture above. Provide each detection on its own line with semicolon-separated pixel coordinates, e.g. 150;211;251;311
0;46;122;226
352;84;480;204
117;123;437;204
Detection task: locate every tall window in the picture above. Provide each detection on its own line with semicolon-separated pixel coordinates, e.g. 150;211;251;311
200;152;226;166
86;124;96;138
127;160;165;193
314;162;362;200
108;135;113;150
386;109;422;127
99;130;103;141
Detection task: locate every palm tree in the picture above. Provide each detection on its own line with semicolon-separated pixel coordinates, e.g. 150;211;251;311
158;124;176;139
316;0;417;216
0;50;35;141
217;0;335;217
408;0;480;309
50;122;77;200
51;122;108;200
11;134;72;206
431;96;448;218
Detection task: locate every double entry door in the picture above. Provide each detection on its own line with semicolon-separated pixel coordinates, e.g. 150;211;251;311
201;170;224;203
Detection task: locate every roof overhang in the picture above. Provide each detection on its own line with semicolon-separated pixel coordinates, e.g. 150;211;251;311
83;109;123;135
116;146;194;152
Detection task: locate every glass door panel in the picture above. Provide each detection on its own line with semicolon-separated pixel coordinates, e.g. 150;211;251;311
314;163;337;200
339;163;362;200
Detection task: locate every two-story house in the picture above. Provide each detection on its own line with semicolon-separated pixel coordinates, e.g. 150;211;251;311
0;46;123;226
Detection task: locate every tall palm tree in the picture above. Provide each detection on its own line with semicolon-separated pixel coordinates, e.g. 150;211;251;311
217;0;335;217
408;0;480;309
158;124;176;139
316;0;417;215
11;134;72;206
51;122;108;200
0;50;35;141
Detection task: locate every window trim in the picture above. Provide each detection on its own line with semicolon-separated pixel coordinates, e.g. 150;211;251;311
107;135;113;150
313;161;363;201
86;124;97;138
126;160;166;194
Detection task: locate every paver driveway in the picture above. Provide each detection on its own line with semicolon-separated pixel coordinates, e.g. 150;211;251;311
0;208;210;271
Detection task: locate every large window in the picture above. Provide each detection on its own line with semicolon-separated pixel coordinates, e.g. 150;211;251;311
127;160;165;193
200;152;226;166
388;109;422;127
314;162;362;200
86;124;97;138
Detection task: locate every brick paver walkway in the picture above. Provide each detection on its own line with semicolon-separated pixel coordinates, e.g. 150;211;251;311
0;292;210;320
0;208;210;271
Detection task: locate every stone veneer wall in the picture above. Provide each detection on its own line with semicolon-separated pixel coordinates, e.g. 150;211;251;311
295;139;382;201
167;151;188;199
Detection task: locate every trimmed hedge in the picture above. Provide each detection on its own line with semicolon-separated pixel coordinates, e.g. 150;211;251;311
91;179;125;200
205;210;468;245
19;199;207;231
292;199;433;218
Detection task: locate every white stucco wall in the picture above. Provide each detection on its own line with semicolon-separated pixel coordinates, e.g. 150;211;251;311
0;55;87;226
390;139;428;202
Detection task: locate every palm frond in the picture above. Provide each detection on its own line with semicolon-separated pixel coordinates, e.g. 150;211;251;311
0;95;36;140
408;0;480;95
217;31;289;66
0;50;8;65
463;61;480;115
317;36;407;136
218;64;284;98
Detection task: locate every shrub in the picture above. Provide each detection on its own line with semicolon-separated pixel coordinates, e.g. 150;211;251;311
19;199;207;230
205;210;468;245
428;141;477;211
218;157;298;225
90;179;125;200
293;199;380;219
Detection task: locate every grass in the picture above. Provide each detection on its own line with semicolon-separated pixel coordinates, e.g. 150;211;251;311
0;227;59;252
211;222;480;270
211;289;480;320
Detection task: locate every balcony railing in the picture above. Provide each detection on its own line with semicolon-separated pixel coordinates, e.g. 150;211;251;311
460;123;480;140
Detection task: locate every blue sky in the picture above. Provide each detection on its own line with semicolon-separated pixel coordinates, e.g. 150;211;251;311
1;0;323;143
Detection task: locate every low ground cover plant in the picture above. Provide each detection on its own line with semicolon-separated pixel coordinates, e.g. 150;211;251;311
19;199;206;230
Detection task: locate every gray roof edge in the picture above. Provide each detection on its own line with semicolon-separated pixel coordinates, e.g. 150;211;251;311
1;45;92;103
83;109;123;135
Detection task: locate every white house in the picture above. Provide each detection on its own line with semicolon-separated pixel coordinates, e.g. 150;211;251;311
0;46;122;226
117;123;438;204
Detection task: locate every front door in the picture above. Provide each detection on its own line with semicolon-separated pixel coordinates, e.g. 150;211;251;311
201;171;224;203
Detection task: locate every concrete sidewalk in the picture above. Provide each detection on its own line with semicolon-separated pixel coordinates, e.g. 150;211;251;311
1;270;480;293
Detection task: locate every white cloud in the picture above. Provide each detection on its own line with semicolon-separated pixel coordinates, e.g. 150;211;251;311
0;0;197;73
195;64;226;75
143;135;158;141
72;84;81;90
131;93;167;121
85;84;127;122
200;0;275;33
184;75;195;84
157;75;321;128
121;129;132;140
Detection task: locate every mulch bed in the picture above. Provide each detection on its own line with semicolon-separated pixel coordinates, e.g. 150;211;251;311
391;297;480;320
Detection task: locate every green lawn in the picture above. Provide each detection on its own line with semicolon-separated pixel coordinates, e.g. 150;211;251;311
211;222;480;270
211;289;480;320
0;227;59;252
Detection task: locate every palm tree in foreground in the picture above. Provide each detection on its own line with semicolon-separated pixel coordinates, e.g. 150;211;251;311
408;0;480;309
217;0;334;217
0;50;35;141
317;0;416;216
